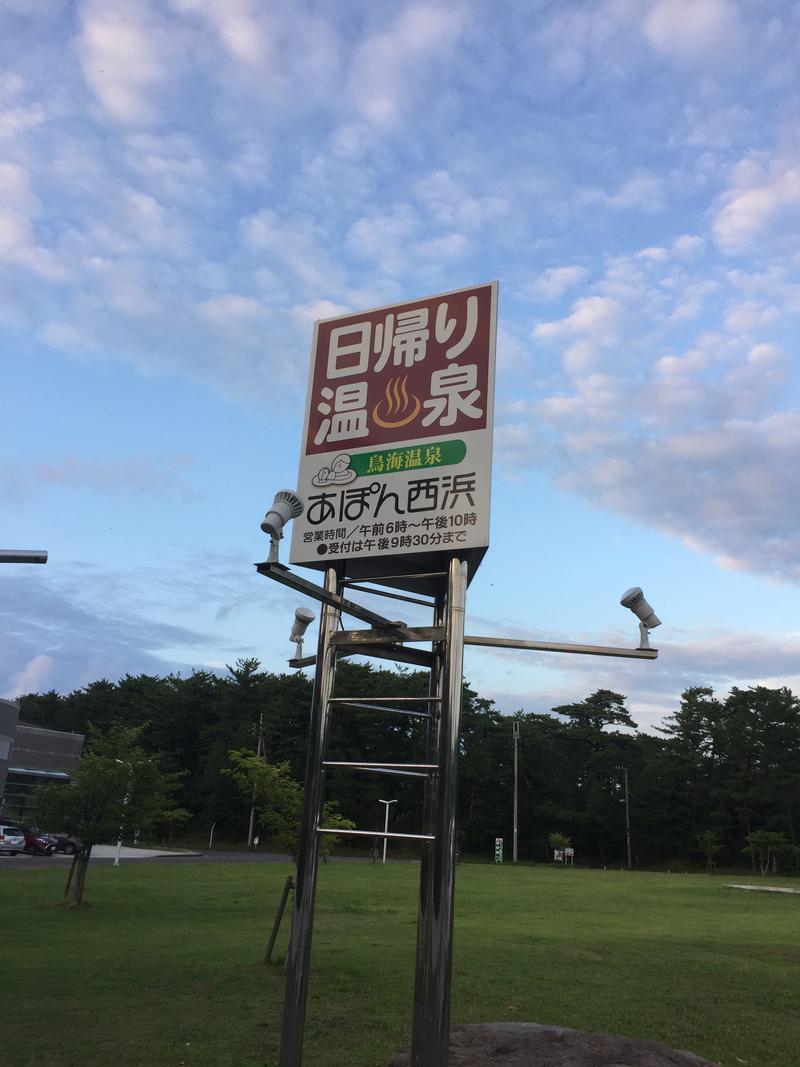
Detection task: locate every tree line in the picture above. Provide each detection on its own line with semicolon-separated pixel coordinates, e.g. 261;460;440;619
17;660;800;872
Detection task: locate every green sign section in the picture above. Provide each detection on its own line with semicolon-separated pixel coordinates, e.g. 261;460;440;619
350;439;466;478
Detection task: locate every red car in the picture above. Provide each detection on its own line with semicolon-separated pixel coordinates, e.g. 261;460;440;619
24;830;56;856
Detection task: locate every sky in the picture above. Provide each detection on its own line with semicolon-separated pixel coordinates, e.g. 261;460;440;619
2;0;800;733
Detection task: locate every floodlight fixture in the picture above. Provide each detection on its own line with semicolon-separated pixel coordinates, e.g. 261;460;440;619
260;490;304;564
0;550;48;564
290;606;315;659
620;586;661;649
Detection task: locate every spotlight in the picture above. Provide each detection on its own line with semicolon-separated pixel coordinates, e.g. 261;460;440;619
620;587;661;649
290;606;315;658
260;490;304;564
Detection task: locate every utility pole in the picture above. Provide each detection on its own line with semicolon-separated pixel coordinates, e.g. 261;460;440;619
247;712;265;849
512;719;520;863
624;766;632;870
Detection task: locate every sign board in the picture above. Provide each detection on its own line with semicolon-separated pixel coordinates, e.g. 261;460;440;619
494;837;503;864
290;283;498;590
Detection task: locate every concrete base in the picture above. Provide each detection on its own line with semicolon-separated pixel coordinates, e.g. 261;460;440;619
388;1023;718;1066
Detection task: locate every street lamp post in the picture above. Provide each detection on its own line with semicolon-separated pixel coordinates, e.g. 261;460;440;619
623;767;632;870
378;798;397;864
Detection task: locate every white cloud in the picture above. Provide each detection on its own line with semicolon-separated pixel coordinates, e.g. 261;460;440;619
0;163;66;279
78;3;172;124
713;156;800;253
347;5;466;126
1;654;54;699
196;294;265;324
641;0;744;59
671;234;705;259
169;0;269;66
529;265;588;300
414;170;508;230
1;454;197;500
535;295;623;343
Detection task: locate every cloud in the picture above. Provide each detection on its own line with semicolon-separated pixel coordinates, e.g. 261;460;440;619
169;0;269;66
78;2;173;124
347;4;466;126
534;296;624;373
586;168;666;213
413;170;509;231
1;654;54;700
476;627;800;732
641;0;745;60
0;162;66;279
0;454;197;501
196;294;265;325
713;156;800;253
0;571;217;695
529;265;588;301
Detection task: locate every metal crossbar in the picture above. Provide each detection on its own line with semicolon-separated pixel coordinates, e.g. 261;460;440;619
338;581;436;610
328;695;441;703
329;699;431;719
317;827;435;842
323;761;438;772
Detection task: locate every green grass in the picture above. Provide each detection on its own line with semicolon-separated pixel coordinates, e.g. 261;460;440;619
4;861;800;1066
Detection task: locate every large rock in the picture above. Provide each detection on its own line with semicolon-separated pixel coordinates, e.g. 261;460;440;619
388;1022;719;1066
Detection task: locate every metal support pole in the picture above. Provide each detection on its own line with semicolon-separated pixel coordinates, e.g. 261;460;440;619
411;555;468;1066
624;767;632;870
512;720;520;863
279;565;341;1067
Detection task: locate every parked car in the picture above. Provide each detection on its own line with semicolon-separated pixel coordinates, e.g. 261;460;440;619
24;830;56;856
0;824;26;855
47;832;82;855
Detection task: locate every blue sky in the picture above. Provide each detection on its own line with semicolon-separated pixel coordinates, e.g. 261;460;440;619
3;0;800;731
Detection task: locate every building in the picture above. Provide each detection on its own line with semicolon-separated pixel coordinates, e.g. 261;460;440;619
0;698;84;819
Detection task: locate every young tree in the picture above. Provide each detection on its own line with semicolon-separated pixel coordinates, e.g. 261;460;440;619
225;749;353;859
694;829;722;874
34;723;184;907
743;830;799;875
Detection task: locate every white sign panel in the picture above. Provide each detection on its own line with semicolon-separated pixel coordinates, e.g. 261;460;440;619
290;282;498;579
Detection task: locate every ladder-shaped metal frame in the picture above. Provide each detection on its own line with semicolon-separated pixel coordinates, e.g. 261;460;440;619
276;554;468;1067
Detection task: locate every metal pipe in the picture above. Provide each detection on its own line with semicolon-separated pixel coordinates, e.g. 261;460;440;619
412;580;445;1055
256;561;404;631
323;761;438;771
464;634;658;659
317;827;434;841
0;549;48;564
338;582;435;609
279;565;341;1067
411;556;468;1066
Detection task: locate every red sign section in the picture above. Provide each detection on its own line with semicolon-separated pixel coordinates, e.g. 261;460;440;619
305;284;493;456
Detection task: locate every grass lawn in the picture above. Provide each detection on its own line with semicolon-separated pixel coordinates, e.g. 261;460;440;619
4;860;799;1066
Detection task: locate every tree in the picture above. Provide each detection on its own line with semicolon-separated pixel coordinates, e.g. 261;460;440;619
743;831;799;876
33;723;184;907
225;749;354;860
694;829;722;874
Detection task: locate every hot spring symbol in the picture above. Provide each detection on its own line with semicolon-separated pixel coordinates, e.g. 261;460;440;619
372;375;421;428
